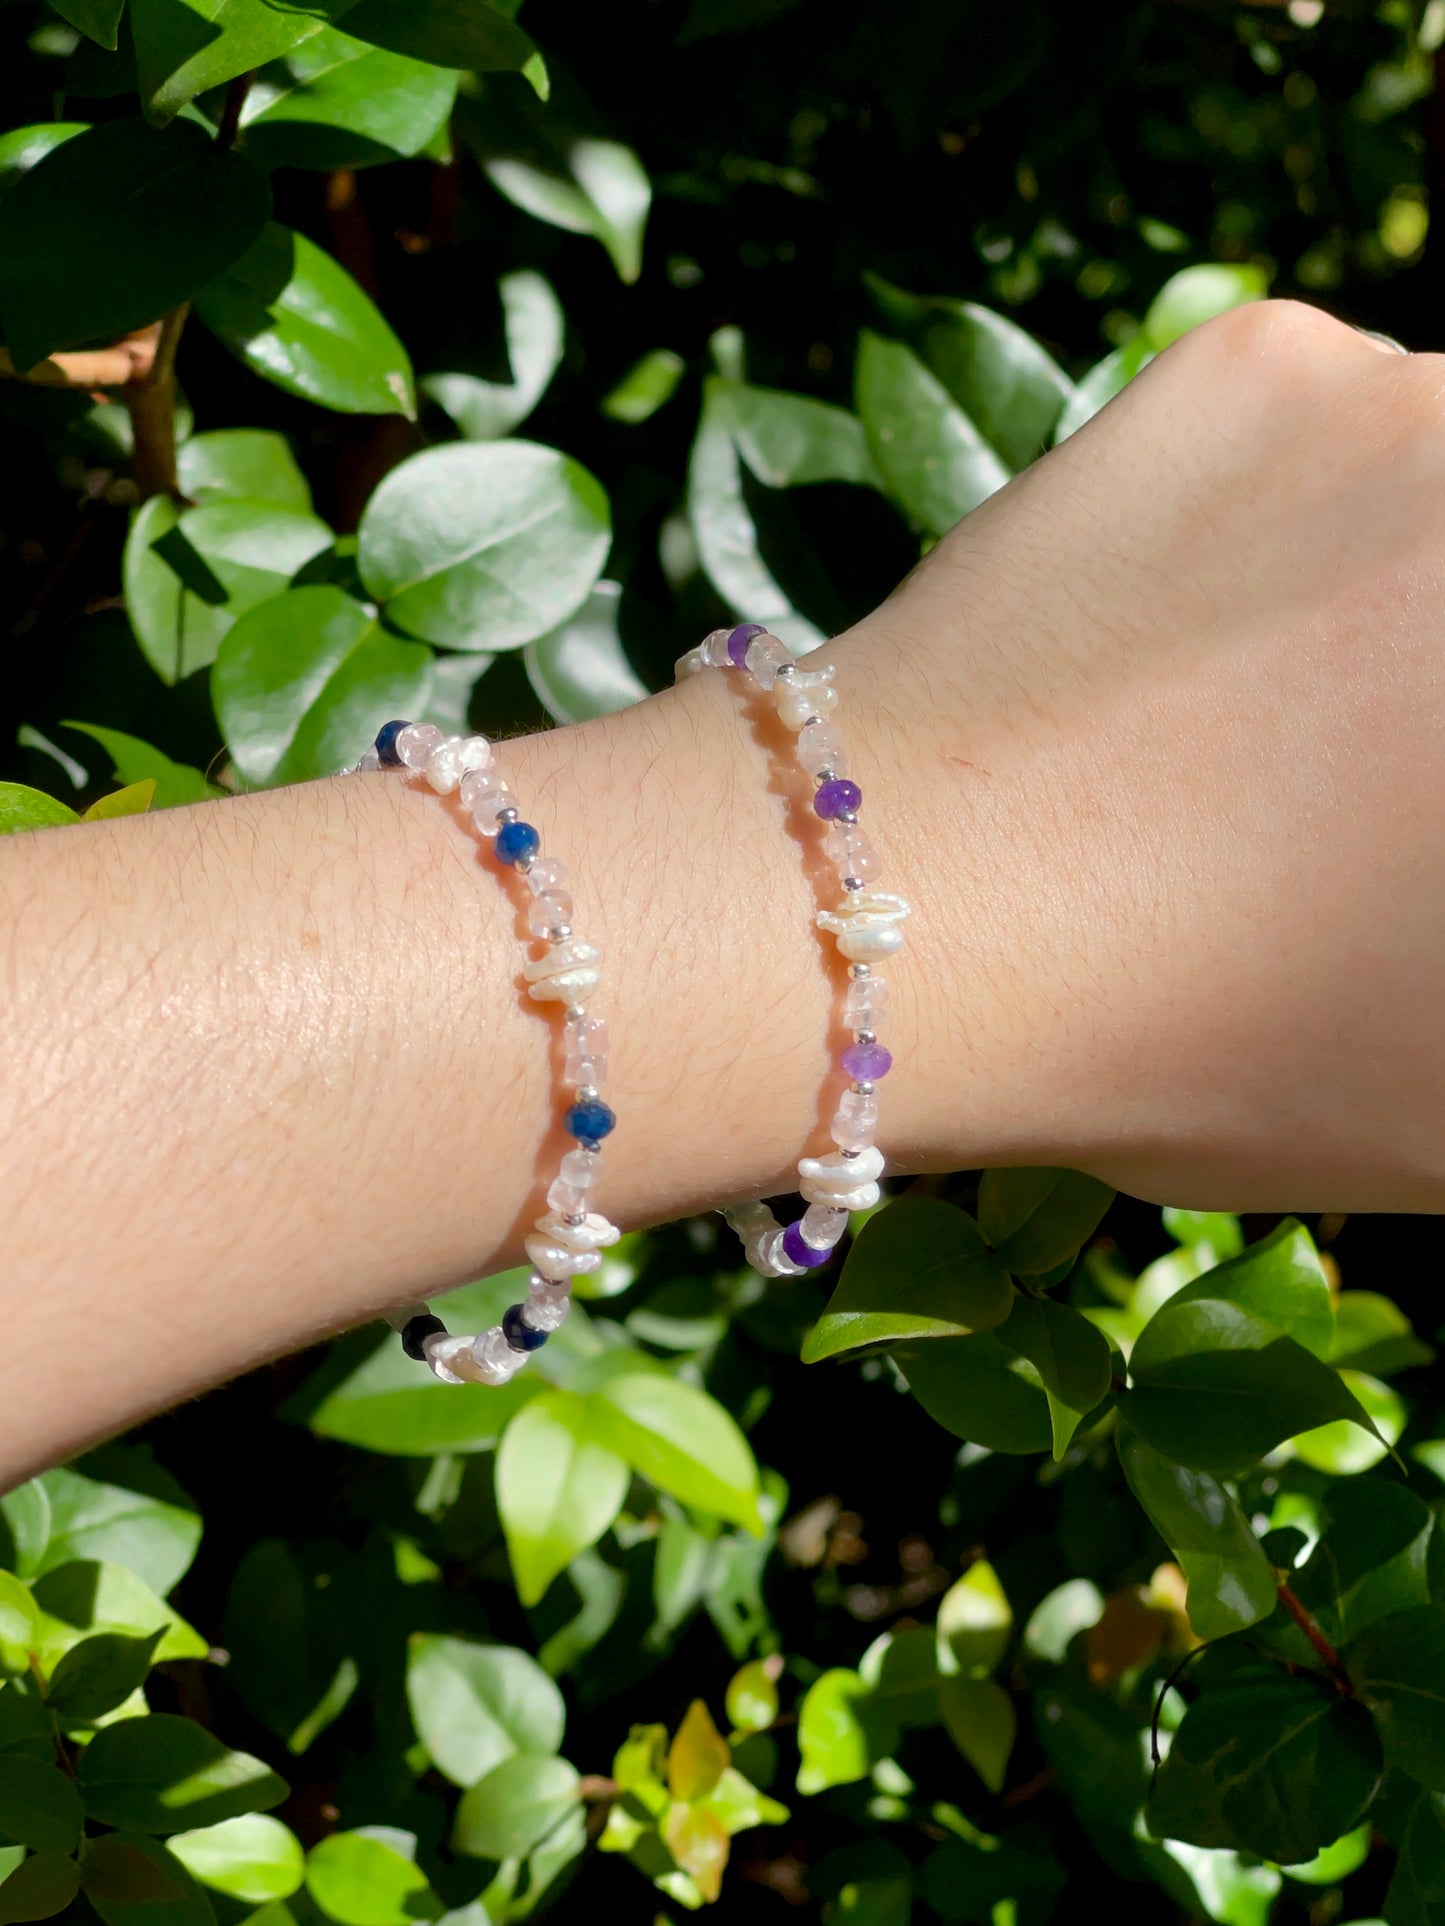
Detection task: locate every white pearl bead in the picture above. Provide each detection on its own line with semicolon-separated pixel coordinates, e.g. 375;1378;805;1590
425;735;492;794
524;938;603;1003
775;680;839;730
817;891;911;963
396;722;445;770
797;1145;885;1211
524;1233;603;1280
423;1332;491;1385
535;1210;620;1253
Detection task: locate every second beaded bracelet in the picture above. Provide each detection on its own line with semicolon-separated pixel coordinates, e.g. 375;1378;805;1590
346;718;620;1387
675;623;910;1275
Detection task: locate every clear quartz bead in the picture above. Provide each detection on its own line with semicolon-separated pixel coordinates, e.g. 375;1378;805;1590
474;1326;525;1383
700;627;734;669
830;1087;880;1151
547;1176;588;1216
564;1014;608;1084
824;823;880;882
356;747;382;772
844;974;891;1027
396;722;445;770
527;856;571;896
469;785;520;835
757;1226;807;1277
524;1279;573;1332
797;719;846;777
459;767;498;810
528;889;574;937
560;1147;605;1190
744;633;791;687
801;1203;850;1249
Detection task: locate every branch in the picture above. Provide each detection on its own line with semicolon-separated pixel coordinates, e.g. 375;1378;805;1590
216;70;254;151
1277;1583;1353;1695
124;302;189;502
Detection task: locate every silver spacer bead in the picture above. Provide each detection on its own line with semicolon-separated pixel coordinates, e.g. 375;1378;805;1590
837;810;859;826
814;767;836;785
855;1030;876;1046
774;661;797;678
564;1213;586;1229
564;1004;588;1022
843;876;865;892
853;1080;875;1096
548;923;573;941
497;806;520;825
841;1147;861;1160
804;713;823;729
849;962;871;978
576;1084;601;1104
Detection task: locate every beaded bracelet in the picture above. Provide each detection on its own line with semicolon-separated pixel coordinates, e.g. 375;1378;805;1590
346;718;620;1386
675;624;909;1275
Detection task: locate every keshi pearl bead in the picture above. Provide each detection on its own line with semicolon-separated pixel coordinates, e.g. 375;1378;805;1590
798;1144;885;1210
776;679;839;730
469;785;519;835
525;1233;602;1279
424;1332;491;1385
831;1087;880;1150
824;823;880;882
524;938;603;1002
700;628;735;668
801;1203;850;1248
528;889;574;936
797;720;845;776
744;633;792;687
817;890;910;962
396;722;445;770
527;856;571;896
535;1210;620;1253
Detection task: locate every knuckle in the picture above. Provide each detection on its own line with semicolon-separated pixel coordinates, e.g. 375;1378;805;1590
1169;297;1349;376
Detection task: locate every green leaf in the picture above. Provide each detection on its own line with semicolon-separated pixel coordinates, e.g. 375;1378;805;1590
977;1168;1115;1275
1052;338;1153;444
77;1714;288;1834
0;1761;83;1855
1148;1668;1380;1865
49;0;123;46
83;782;156;822
495;1392;630;1608
724;1661;779;1736
795;1669;874;1795
1385;1792;1445;1926
406;1634;565;1789
212;585;433;786
668;1700;730;1802
423;271;564;441
863;275;1073;470
304;1833;439;1926
0;118;270;371
584;1374;762;1532
725;380;876;490
195;224;415;418
1125;1297;1381;1475
340;0;537;72
1142;263;1269;351
1281;1822;1371;1884
30;1465;200;1596
0;1576;39;1674
356;441;611;652
221;1541;356;1758
601;349;686;425
238;28;457;170
804;1197;1014;1362
46;1630;164;1722
129;0;343;123
993;1292;1112;1419
124;497;334;685
854;331;1011;537
936;1561;1012;1678
524;580;648;725
1022;1579;1105;1663
177;431;311;513
894;1334;1053;1454
0;1486;50;1580
0;1849;81;1924
452;1753;581;1862
1329;1291;1434;1375
81;1833;215;1926
1164;1218;1334;1360
1292;1369;1405;1475
938;1678;1015;1794
168;1818;303;1904
0;786;77;834
703;1765;787;1835
1116;1428;1276;1640
0;125;89;202
0;1688;55;1760
60;726;218;811
1347;1603;1445;1789
1162;1207;1244;1261
484;139;649;283
30;1562;205;1667
303;1335;537;1456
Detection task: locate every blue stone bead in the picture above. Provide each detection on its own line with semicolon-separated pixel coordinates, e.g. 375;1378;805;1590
401;1312;446;1360
495;819;541;866
502;1303;548;1352
374;719;410;767
565;1099;616;1144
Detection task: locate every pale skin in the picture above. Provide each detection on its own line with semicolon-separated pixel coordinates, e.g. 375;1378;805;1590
3;299;1442;1485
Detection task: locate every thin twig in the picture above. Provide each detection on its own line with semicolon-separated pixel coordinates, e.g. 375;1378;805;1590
216;70;254;151
1277;1583;1353;1695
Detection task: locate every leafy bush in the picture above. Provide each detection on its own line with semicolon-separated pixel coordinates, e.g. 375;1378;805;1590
1;2;1443;1922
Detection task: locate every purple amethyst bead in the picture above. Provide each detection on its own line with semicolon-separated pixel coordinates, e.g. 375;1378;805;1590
726;622;766;667
781;1219;832;1269
815;778;862;821
842;1040;893;1080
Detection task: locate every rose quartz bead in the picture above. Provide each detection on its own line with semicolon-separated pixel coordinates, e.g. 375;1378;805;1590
797;720;846;777
830;1087;879;1151
564;1014;608;1085
528;889;574;937
526;856;571;896
396;722;445;770
561;1147;604;1190
469;785;519;835
801;1204;850;1249
547;1176;588;1216
845;975;891;1027
825;823;881;882
744;633;791;688
459;767;498;809
524;1278;573;1332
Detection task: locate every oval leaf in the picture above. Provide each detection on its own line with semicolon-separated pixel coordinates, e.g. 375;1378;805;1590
406;1635;565;1790
452;1753;580;1863
77;1714;288;1834
495;1392;629;1608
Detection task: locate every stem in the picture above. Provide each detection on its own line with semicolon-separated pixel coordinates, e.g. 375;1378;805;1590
1278;1583;1353;1695
124;302;188;502
216;71;254;151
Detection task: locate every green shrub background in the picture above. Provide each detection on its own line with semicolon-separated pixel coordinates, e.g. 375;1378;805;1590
1;3;1444;1922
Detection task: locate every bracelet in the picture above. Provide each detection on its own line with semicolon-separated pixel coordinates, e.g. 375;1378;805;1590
346;719;620;1386
675;624;909;1274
